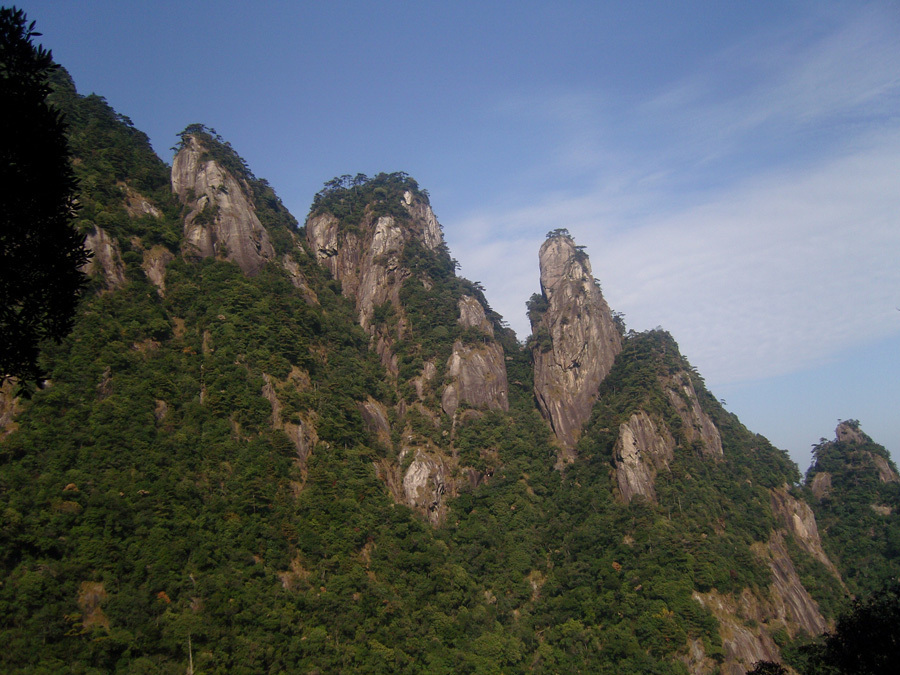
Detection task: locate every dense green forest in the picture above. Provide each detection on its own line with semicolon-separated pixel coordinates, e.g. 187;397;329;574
1;50;898;675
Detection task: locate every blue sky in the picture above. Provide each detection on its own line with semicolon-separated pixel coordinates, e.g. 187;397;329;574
21;0;900;470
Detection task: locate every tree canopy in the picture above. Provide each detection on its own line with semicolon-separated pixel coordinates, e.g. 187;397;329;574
0;7;87;385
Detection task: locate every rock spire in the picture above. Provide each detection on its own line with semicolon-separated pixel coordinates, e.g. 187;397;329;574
530;232;623;461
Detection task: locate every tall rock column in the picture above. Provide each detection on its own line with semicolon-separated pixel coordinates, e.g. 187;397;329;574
531;233;622;462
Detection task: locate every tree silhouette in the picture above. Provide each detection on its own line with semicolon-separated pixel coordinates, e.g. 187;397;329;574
746;661;787;675
1;7;87;385
809;583;900;674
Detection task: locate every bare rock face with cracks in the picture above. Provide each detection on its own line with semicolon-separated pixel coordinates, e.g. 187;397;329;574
171;134;275;276
530;232;623;463
305;184;509;522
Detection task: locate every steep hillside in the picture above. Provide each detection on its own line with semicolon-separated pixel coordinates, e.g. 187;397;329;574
0;65;891;675
803;420;900;596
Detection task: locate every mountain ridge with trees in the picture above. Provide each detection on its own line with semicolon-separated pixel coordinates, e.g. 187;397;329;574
0;29;897;674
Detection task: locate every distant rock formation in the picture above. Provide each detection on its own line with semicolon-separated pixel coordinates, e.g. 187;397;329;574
172;134;274;275
82;226;126;289
531;233;622;462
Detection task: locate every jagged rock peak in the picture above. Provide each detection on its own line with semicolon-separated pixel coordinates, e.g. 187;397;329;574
530;230;623;461
835;419;871;445
171;130;275;275
305;172;444;333
813;420;899;485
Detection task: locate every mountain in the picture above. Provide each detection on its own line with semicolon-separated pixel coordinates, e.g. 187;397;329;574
0;65;896;675
803;420;900;597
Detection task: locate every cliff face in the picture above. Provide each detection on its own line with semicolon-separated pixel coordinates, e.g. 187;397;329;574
82;226;126;289
770;486;844;583
664;371;723;458
305;183;509;519
614;411;674;503
171;135;275;275
531;234;622;462
442;296;508;416
307;210;409;340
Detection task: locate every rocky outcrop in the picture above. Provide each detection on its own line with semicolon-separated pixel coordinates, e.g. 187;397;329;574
306;210;410;376
261;372;318;480
141;245;173;295
693;590;781;675
770;486;843;583
281;253;318;305
613;411;675;503
457;295;494;336
822;421;899;484
440;294;508;416
757;532;828;637
172;135;274;275
531;234;622;461
835;420;869;445
809;472;832;500
664;371;722;458
401;449;448;525
305;192;444;331
693;533;827;675
123;185;162;219
305;185;509;521
359;397;392;448
77;581;110;631
871;454;900;484
83;226;126;289
441;340;509;417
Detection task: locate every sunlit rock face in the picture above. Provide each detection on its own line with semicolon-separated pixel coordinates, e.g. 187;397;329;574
83;226;126;290
305;192;446;323
306;207;411;377
531;233;622;462
613;411;675;503
172;135;274;275
441;340;509;417
832;419;900;484
770;486;844;584
664;370;723;458
306;186;509;521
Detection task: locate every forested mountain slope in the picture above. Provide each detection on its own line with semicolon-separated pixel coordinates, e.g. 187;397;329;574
0;66;894;675
803;420;900;597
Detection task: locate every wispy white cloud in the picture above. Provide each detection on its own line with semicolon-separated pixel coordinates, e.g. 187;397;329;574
446;4;900;387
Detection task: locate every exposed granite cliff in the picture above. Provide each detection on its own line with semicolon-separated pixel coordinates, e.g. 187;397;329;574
691;528;829;675
306;190;441;332
613;411;674;503
770;485;844;584
664;370;723;458
82;226;126;289
306;183;509;520
808;421;899;499
171;135;275;275
531;233;622;462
